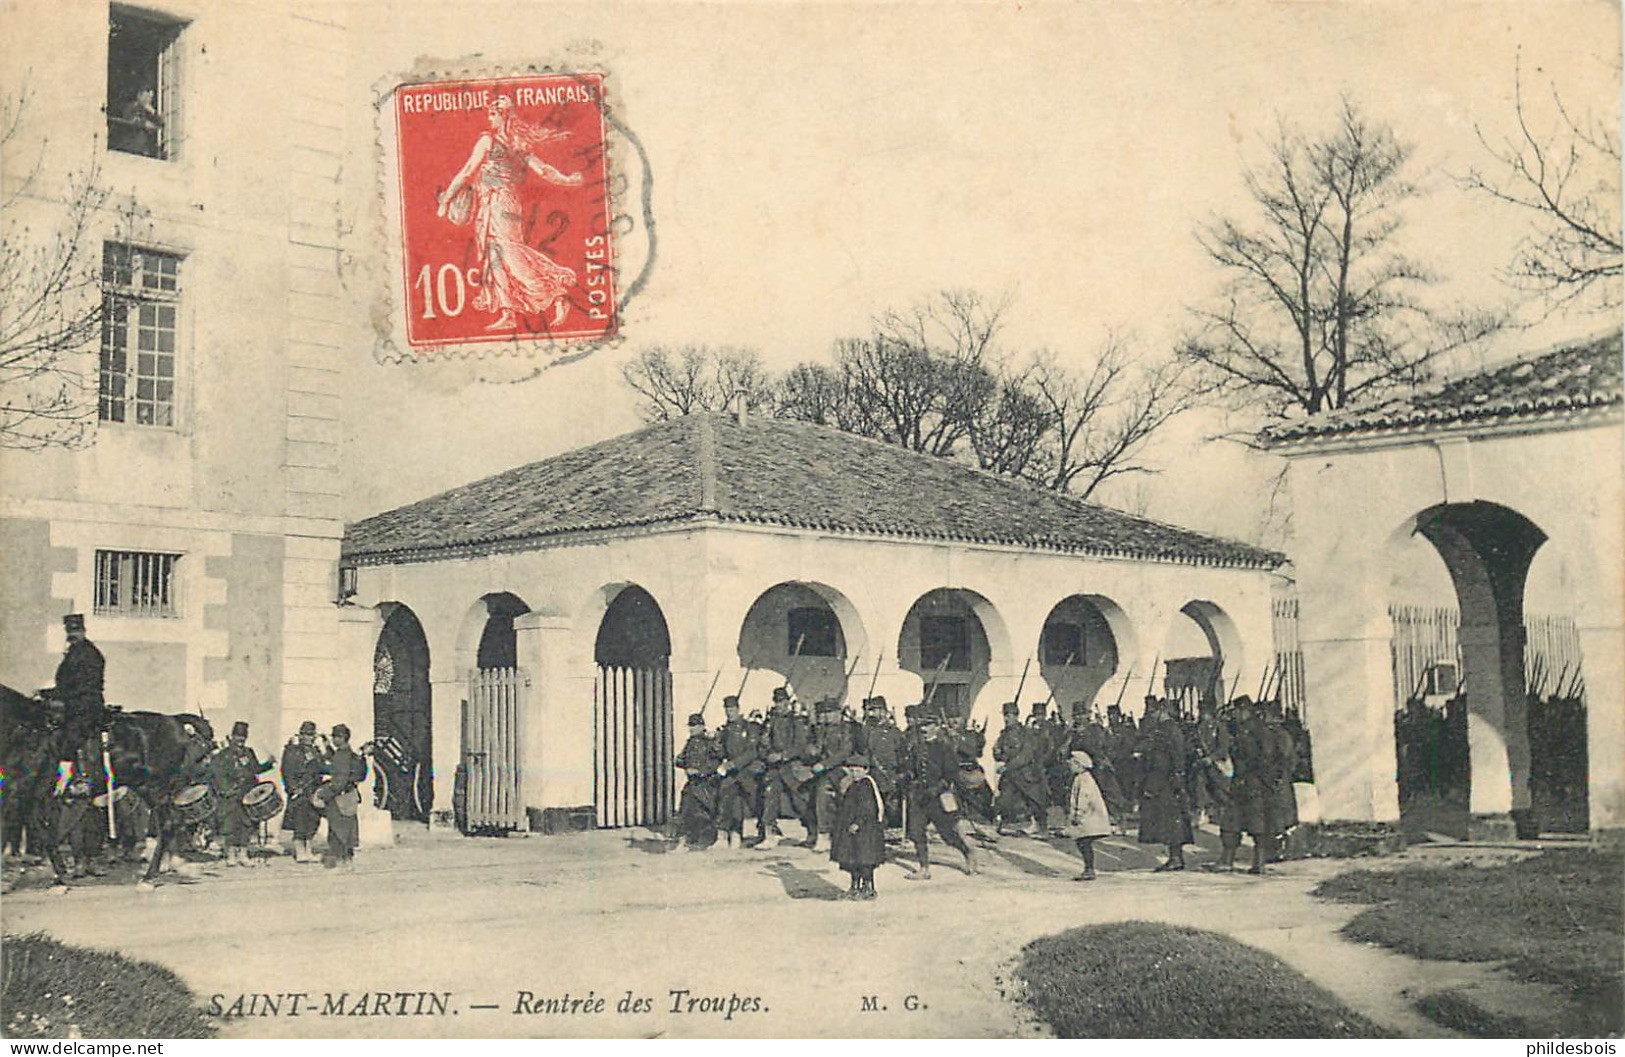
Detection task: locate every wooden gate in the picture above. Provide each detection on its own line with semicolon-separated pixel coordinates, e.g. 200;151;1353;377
463;667;527;832
593;665;673;828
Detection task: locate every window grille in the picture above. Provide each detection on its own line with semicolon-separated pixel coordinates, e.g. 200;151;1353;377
94;550;181;617
100;243;181;427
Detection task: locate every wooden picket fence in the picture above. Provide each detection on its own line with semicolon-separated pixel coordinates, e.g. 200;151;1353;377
594;665;674;828
463;667;527;831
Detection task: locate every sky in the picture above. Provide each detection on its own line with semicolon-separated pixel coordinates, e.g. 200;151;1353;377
339;0;1622;542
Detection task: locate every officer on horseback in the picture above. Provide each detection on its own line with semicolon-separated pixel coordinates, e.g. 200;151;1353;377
45;614;106;767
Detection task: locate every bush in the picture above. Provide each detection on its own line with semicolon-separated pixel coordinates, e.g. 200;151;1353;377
1;933;216;1039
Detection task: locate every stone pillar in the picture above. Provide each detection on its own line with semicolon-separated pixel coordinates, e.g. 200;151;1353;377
1459;620;1518;838
1579;620;1625;832
428;661;465;830
1300;630;1402;827
515;613;593;821
334;606;382;737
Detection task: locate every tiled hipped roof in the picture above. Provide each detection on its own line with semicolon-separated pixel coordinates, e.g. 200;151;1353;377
1263;331;1623;444
344;414;1283;569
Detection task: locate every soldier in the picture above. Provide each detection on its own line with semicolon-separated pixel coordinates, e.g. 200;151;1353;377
47;614;105;770
280;720;328;864
948;712;997;843
318;724;368;869
993;702;1046;836
714;695;763;849
1136;698;1194;871
860;696;905;831
211;721;276;867
752;687;813;847
806;698;860;851
1035;701;1071;832
1232;698;1297;874
673;713;722;851
900;706;980;880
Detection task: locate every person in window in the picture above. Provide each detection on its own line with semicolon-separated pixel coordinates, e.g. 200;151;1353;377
109;88;164;156
435;95;583;333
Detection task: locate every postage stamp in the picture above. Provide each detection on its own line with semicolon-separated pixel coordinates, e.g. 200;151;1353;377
390;72;618;351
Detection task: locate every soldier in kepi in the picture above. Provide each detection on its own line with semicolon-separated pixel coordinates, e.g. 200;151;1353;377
45;614;106;770
751;687;813;848
713;695;763;849
900;705;981;880
673;712;723;852
806;697;860;852
212;721;276;867
860;696;904;834
993;701;1046;837
280;720;329;864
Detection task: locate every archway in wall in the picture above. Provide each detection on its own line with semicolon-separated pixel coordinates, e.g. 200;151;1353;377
897;588;1005;724
1409;501;1549;840
1038;594;1134;724
593;584;674;829
736;582;865;711
1159;600;1242;716
372;603;432;822
475;591;531;670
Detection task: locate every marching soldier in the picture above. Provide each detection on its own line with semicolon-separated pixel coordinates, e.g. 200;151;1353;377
1136;698;1194;871
280;720;328;864
714;696;763;849
212;721;275;867
318;724;368;869
948;712;997;842
806;698;860;852
673;713;723;851
1035;701;1071;832
751;687;813;847
900;705;980;880
993;702;1046;836
860;696;905;831
1232;697;1297;874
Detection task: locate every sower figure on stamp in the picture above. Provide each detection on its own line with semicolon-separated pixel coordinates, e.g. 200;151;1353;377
280;720;329;864
316;724;368;869
435;96;584;333
1136;698;1194;872
830;753;885;901
901;706;980;881
752;687;813;848
673;713;722;852
211;721;275;867
714;696;762;850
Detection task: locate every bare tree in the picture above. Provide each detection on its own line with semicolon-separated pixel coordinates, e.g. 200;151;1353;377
1028;343;1193;500
1182;100;1493;420
1;86;110;450
620;344;772;421
1463;60;1622;311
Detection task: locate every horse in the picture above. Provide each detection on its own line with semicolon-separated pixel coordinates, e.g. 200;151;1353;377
1;682;214;889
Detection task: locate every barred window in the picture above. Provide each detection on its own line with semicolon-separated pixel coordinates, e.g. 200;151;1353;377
100;244;181;427
107;6;186;160
94;550;181;617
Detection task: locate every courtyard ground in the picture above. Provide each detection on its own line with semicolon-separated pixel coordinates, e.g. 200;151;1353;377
0;824;1587;1038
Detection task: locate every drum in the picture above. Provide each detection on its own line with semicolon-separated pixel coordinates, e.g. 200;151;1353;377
172;783;218;826
241;781;284;824
92;785;130;809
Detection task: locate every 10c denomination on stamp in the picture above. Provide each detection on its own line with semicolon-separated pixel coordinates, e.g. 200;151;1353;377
392;73;617;350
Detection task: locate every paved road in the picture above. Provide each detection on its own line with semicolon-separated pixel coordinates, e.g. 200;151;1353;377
1;826;1498;1038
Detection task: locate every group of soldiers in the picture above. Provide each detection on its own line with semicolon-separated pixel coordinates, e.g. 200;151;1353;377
671;680;1308;881
10;615;370;880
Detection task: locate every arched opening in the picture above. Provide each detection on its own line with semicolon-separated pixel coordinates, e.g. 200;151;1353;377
897;588;1007;724
1038;594;1136;724
1408;501;1549;840
736;582;865;709
1159;600;1242;717
592;584;673;828
475;591;531;671
372;603;432;822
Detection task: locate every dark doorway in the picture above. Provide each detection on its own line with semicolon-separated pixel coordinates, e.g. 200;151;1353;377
373;604;432;822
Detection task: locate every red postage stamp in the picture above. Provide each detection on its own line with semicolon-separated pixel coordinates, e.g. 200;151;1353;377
392;73;616;350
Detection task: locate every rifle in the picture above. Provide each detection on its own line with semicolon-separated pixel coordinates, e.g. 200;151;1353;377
735;664;755;701
1255;662;1271;702
1145;653;1160;697
1112;665;1134;712
866;651;883;702
698;669;723;719
1226;667;1241;703
1013;655;1033;709
1041;651;1076;710
922;654;953;708
835;650;864;707
781;633;807;699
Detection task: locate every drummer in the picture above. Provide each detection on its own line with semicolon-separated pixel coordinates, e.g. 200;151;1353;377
210;721;276;867
280;720;328;864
